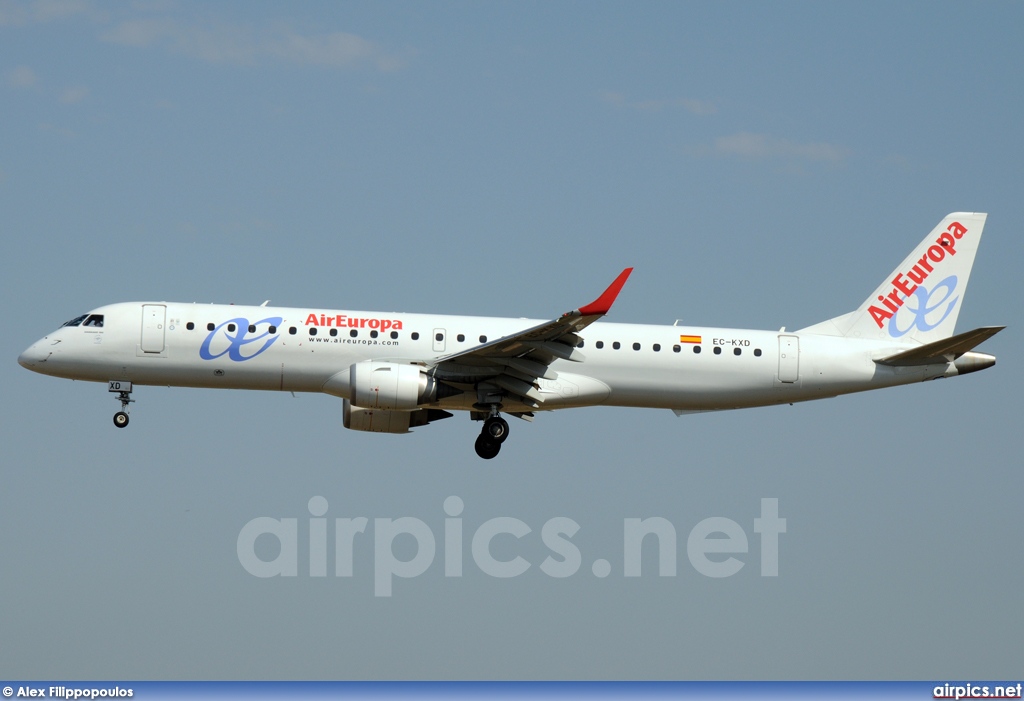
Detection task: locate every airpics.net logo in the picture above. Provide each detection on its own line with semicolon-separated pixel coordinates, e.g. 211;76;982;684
237;497;787;597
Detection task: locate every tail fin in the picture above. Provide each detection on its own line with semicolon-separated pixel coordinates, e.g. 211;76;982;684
800;212;987;342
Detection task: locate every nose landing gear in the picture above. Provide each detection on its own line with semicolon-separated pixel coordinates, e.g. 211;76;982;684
109;380;134;428
474;413;510;459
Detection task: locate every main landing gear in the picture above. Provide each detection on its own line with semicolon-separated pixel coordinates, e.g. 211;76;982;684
109;380;134;428
474;413;510;459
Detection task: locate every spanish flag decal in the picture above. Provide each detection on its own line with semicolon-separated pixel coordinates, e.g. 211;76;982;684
679;334;702;344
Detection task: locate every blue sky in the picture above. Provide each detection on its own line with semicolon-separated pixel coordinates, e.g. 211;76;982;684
2;0;1022;680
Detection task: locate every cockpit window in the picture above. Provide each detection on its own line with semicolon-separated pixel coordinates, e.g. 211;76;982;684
62;314;88;327
83;314;104;328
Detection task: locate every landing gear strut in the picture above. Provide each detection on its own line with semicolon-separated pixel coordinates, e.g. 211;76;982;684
474;412;510;459
109;380;134;429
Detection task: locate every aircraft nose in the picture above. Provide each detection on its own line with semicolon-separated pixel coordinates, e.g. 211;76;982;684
18;340;49;369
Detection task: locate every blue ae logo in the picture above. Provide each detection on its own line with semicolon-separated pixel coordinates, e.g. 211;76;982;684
199;316;283;361
888;275;959;338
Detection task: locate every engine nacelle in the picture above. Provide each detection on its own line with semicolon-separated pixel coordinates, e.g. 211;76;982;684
343;400;453;434
350;360;435;410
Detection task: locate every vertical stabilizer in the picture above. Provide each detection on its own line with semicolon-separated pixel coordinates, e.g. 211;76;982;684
800;212;987;343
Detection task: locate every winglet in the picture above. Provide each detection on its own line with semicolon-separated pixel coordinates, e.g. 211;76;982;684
577;268;633;317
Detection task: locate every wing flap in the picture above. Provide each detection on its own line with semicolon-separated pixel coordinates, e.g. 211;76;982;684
506;356;558;381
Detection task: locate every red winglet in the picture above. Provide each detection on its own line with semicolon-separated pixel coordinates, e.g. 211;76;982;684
577;267;633;316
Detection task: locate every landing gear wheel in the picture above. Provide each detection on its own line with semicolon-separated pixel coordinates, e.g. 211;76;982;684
474;434;501;459
483;416;510;443
109;382;135;428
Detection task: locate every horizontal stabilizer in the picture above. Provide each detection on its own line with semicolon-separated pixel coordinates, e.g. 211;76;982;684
874;326;1004;366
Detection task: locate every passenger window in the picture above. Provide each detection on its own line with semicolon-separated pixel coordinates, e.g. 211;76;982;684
632;342;640;351
612;342;621;350
350;329;358;337
309;328;317;336
596;341;604;349
578;341;585;348
457;334;465;342
248;324;256;333
673;345;681;353
754;348;762;357
391;331;399;339
269;325;277;334
653;344;660;352
693;345;701;354
435;332;444;342
370;330;378;338
479;335;487;343
227;323;236;332
330;328;338;337
186;322;195;331
207;323;215;331
734;348;742;356
713;346;722;355
412;332;420;340
289;327;297;335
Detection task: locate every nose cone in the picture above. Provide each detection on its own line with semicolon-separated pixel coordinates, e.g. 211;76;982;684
18;340;50;370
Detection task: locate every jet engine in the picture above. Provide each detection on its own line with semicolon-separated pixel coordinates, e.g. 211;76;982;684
350;360;437;410
343;399;452;434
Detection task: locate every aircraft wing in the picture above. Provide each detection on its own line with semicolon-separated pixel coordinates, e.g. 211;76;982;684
428;268;633;410
874;326;1005;366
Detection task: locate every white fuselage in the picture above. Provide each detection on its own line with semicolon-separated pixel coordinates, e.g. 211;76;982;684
18;301;955;415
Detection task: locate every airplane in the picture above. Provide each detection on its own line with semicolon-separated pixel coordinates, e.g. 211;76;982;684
19;212;1002;459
